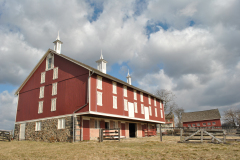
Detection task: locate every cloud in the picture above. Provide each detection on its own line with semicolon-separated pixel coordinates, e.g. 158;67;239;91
0;91;17;130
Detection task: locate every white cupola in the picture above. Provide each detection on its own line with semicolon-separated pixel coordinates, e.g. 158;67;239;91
126;69;131;85
53;31;63;54
96;50;108;74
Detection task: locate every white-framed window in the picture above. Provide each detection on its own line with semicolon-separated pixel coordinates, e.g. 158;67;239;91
212;122;216;125
197;123;200;126
160;102;162;108
149;106;152;116
35;122;41;131
38;101;43;114
141;104;144;114
97;91;102;106
51;98;57;111
46;54;54;70
154;98;156;106
95;120;100;129
123;86;127;97
53;67;58;80
124;99;128;111
113;96;117;109
52;82;57;95
203;123;206;126
207;122;211;125
112;81;117;94
58;118;65;129
134;90;137;100
148;95;151;104
188;124;191;127
39;86;44;98
140;92;143;102
155;108;157;117
192;124;196;127
134;102;138;113
160;110;163;118
41;72;45;84
97;76;102;90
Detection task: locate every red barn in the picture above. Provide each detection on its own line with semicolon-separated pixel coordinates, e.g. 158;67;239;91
182;109;221;128
14;35;165;142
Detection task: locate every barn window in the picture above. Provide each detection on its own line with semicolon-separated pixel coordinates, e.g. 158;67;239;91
188;124;191;127
141;104;144;114
97;76;102;90
212;122;216;125
112;82;117;94
35;122;41;131
149;106;152;116
97;92;102;106
41;72;45;84
155;108;157;117
148;95;151;104
192;124;196;127
39;86;44;98
134;90;137;100
140;92;143;102
123;86;127;97
160;101;162;108
52;82;57;95
46;54;54;70
207;122;211;125
58;118;65;129
38;101;43;114
203;123;206;126
113;96;117;109
51;98;57;111
124;99;128;111
154;98;156;106
197;123;200;126
53;67;58;80
134;102;138;113
160;110;163;118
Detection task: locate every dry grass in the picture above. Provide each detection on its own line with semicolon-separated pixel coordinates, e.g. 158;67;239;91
0;136;240;160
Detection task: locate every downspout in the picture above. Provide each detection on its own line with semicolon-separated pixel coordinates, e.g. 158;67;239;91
73;70;94;142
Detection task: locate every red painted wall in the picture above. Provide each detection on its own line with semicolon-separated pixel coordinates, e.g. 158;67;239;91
16;53;89;122
183;119;221;127
90;74;165;122
83;120;90;140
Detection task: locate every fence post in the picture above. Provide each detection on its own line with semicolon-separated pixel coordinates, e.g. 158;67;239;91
118;128;120;141
99;129;101;142
160;124;162;141
101;129;103;142
180;128;183;142
201;129;203;143
223;130;226;143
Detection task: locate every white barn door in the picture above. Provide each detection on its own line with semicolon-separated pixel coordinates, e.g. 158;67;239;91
128;102;134;118
20;123;25;140
144;107;149;120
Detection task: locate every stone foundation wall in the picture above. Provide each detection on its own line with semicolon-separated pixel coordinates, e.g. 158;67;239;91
14;116;73;142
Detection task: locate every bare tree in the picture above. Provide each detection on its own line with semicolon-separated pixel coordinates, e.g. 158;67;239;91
223;108;240;127
155;89;177;115
174;107;184;127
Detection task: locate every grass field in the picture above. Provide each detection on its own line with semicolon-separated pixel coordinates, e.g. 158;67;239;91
0;136;240;160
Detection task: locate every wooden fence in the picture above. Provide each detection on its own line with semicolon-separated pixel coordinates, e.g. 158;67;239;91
99;128;120;142
0;130;12;142
143;129;156;137
180;128;226;143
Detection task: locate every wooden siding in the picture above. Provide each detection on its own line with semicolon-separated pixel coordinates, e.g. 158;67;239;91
183;119;221;127
90;74;165;122
16;54;89;122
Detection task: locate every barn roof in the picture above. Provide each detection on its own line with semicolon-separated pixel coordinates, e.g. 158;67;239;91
15;49;163;101
182;109;221;123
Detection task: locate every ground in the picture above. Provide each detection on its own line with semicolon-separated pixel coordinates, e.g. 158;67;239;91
0;136;240;160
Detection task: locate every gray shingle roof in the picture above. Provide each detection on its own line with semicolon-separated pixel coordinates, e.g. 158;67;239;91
182;109;221;123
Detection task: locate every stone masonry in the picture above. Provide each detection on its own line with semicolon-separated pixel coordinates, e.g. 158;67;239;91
14;116;73;142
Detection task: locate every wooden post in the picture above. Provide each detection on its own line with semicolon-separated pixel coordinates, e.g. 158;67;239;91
101;129;103;142
201;129;203;143
118;128;120;141
99;129;101;142
223;130;226;143
160;124;162;141
180;128;183;142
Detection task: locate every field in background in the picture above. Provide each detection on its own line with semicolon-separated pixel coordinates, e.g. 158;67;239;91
0;136;240;160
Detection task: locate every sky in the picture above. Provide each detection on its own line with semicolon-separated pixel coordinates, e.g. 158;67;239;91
1;0;240;130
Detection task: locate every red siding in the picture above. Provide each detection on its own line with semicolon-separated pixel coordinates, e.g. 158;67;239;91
121;123;125;136
16;54;89;122
183;119;221;127
90;74;165;122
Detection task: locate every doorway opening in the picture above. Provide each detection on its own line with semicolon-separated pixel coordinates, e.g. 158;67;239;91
129;123;136;137
105;122;109;129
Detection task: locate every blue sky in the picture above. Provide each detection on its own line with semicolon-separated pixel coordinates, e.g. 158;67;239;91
1;0;240;130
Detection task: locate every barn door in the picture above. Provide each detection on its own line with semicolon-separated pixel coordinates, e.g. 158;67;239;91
142;124;146;137
19;123;25;140
83;120;90;140
121;123;125;137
